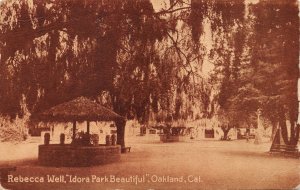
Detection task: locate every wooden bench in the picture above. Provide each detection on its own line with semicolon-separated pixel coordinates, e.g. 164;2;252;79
0;166;17;183
284;145;299;157
270;144;285;153
270;144;299;158
121;147;131;153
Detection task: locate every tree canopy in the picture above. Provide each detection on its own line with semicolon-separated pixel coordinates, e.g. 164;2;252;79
0;0;298;137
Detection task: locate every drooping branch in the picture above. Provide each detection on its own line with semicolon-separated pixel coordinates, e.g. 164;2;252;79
155;6;191;15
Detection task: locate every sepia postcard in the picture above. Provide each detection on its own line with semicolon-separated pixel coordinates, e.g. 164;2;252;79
0;0;299;189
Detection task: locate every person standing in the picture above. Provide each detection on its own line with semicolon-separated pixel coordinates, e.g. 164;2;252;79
246;127;250;142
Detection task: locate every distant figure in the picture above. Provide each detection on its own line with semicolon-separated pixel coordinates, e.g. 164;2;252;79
246;127;250;142
51;126;54;137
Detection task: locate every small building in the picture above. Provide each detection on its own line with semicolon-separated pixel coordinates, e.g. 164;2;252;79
31;96;127;167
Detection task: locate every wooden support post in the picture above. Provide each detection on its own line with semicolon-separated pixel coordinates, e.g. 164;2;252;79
72;121;76;141
87;121;90;135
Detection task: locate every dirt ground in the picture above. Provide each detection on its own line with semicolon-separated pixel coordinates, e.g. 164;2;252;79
0;136;299;190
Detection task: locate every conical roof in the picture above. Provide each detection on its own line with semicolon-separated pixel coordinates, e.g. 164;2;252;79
33;96;125;122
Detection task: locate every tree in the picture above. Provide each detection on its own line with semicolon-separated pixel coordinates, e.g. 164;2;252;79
249;0;299;145
0;0;298;148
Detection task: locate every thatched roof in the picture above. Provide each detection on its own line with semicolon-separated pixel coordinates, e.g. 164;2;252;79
32;97;125;122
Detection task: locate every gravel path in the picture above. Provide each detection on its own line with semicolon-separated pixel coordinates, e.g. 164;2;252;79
0;137;299;190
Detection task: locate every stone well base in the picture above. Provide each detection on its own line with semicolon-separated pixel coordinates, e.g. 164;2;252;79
159;135;185;142
38;144;121;167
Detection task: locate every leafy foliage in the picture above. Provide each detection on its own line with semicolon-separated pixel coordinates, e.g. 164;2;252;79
0;0;299;144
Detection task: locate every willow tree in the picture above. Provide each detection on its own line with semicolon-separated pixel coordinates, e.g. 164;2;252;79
0;0;208;128
2;0;298;147
0;0;119;117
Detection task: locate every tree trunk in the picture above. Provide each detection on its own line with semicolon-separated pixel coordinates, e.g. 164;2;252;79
115;119;126;148
221;125;231;140
278;110;289;145
294;124;300;144
278;110;299;146
270;121;277;142
289;121;300;145
223;129;229;139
